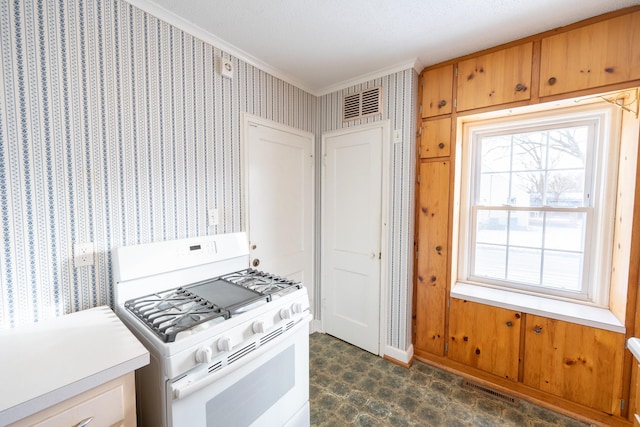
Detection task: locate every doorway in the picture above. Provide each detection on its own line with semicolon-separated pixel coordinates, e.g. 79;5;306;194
321;121;390;355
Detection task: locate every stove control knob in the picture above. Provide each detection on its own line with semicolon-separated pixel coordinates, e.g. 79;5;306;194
291;303;303;314
195;346;212;363
217;336;232;352
280;308;292;320
253;320;266;334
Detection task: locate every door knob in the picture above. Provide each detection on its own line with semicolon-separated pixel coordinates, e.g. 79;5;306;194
253;259;260;267
370;253;376;259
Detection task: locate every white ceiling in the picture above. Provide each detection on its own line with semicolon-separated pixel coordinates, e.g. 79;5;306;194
128;0;640;95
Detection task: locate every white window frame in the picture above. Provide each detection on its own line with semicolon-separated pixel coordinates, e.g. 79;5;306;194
456;103;621;308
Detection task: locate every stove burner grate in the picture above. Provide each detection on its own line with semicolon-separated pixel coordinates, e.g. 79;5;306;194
125;288;229;342
124;268;301;342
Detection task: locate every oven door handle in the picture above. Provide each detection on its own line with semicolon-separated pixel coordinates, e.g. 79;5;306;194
172;365;227;401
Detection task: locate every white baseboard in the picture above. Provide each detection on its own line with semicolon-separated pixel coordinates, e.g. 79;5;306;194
383;343;414;365
310;319;323;334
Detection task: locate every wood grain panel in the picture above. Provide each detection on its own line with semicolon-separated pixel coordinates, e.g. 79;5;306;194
523;315;625;415
415;161;450;355
457;43;533;111
420;118;451;159
448;299;521;381
422;65;453;118
539;11;640;97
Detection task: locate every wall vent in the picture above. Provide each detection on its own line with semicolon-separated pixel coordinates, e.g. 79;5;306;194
343;87;383;122
462;380;519;405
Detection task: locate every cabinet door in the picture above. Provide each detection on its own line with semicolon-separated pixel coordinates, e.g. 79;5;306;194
415;161;450;355
448;299;521;381
457;43;533;111
422;65;453;118
540;11;640;97
523;315;624;415
420;118;451;159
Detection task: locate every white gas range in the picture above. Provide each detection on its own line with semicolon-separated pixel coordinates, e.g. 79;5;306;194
113;232;311;427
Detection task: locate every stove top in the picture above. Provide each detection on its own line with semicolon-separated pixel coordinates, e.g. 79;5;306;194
124;269;301;342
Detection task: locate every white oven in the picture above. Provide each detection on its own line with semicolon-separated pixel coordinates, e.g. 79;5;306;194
112;232;311;427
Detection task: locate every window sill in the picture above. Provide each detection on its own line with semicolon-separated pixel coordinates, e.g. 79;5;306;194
451;282;625;334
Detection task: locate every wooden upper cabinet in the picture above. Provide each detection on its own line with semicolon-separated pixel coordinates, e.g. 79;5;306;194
422;65;453;118
523;315;625;415
457;43;533;111
420;118;451;159
540;11;640;97
448;299;521;381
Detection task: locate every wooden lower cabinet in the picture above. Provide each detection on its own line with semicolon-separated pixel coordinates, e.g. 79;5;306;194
415;161;450;356
448;299;521;381
523;315;625;415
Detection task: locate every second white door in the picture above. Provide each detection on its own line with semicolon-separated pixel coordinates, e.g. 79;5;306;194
322;122;386;355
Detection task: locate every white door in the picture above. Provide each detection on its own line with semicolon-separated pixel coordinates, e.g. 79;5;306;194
322;122;387;355
244;116;314;289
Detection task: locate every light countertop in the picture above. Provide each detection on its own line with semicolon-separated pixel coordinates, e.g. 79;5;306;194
0;306;149;425
628;337;640;363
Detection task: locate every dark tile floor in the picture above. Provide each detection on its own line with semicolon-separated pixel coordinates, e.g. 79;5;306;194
309;333;591;427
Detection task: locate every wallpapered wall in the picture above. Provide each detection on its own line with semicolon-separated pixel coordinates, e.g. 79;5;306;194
0;0;416;353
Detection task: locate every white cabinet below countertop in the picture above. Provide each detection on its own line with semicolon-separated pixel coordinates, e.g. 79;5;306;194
0;306;149;426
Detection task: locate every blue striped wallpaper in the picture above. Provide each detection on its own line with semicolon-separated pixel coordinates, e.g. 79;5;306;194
0;0;416;353
0;0;315;329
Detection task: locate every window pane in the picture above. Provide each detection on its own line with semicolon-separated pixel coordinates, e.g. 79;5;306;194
474;244;506;280
512;172;543;207
480;135;511;172
506;247;541;286
542;250;582;292
478;172;510;205
512;133;545;173
509;211;542;247
545;170;586;207
547;127;587;170
476;210;508;244
544;212;586;252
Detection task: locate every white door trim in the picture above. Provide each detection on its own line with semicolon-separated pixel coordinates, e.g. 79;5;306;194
320;120;391;356
240;112;315;300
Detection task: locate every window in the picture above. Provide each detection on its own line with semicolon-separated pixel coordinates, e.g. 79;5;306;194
457;104;620;306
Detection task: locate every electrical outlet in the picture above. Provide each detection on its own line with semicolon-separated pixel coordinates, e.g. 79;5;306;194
74;242;94;267
208;208;219;227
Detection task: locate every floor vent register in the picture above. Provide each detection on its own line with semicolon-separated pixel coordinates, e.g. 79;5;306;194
462;379;519;406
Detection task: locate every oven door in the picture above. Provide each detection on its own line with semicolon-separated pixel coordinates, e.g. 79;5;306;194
167;318;310;427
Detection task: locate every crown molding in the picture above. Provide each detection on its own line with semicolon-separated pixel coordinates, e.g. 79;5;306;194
315;59;423;96
122;0;315;94
123;0;421;98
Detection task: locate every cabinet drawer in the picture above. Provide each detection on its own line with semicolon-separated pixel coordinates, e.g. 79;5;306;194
9;374;134;427
33;384;125;427
420;118;451;158
540;11;640;97
422;65;453;118
457;43;532;111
